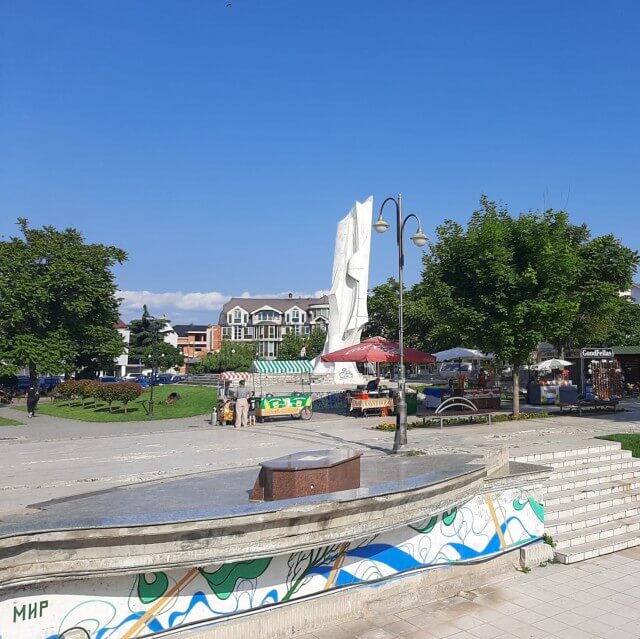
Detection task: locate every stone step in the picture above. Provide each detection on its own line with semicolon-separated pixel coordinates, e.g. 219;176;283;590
555;529;640;564
543;478;640;506
543;449;632;469
543;468;640;494
544;489;640;522
546;503;640;535
550;457;640;480
553;514;640;549
512;442;623;464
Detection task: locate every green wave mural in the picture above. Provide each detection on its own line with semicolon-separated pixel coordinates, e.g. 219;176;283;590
199;558;272;600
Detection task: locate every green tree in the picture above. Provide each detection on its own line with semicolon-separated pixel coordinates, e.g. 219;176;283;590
0;219;127;384
305;327;327;360
550;234;639;352
194;340;255;373
363;278;400;340
128;306;183;371
419;197;585;414
278;331;305;360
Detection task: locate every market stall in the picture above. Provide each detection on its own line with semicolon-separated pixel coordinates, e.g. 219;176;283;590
256;392;313;421
347;390;394;416
527;359;578;405
249;360;314;422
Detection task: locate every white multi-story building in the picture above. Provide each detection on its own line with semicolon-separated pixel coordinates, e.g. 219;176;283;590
218;294;329;358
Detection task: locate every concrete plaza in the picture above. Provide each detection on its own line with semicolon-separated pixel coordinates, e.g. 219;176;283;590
1;399;639;516
297;546;640;639
1;398;640;639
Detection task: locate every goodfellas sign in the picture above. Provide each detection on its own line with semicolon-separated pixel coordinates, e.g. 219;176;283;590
581;348;613;359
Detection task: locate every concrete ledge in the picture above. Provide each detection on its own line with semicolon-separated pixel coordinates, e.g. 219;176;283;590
0;468;488;590
173;551;523;639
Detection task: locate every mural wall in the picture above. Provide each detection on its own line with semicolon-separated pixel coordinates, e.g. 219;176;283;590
0;486;544;639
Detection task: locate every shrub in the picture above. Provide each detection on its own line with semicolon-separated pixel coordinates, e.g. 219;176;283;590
93;382;120;412
54;380;82;404
75;380;98;408
114;382;143;413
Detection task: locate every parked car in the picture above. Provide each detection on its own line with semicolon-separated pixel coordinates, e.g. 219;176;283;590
39;376;63;393
98;376;122;383
438;362;476;380
156;373;180;385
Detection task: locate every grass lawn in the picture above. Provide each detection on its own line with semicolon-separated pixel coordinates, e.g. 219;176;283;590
597;434;640;458
35;385;217;422
0;416;23;426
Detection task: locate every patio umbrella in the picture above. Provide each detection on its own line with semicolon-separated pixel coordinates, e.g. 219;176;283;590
433;347;493;362
531;359;573;372
320;336;436;364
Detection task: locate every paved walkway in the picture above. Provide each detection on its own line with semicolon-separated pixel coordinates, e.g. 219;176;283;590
1;401;640;515
297;546;640;639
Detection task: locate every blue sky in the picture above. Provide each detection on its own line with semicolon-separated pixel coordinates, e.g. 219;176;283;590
1;1;639;324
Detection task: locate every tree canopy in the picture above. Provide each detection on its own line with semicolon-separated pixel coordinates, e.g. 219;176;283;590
278;331;306;360
366;197;640;413
305;326;327;360
194;340;255;373
128;305;183;371
0;219;127;381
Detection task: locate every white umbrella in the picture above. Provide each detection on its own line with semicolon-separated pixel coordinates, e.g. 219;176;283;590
434;347;493;362
531;358;573;372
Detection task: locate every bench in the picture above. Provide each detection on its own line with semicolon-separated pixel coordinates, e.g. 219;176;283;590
427;397;498;430
560;399;620;416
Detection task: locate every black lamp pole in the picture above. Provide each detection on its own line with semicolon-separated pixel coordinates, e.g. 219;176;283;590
373;195;428;452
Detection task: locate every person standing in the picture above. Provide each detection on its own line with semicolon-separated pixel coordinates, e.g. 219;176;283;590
26;385;40;418
234;379;251;428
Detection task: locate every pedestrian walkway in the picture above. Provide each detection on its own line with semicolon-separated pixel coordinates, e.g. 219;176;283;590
296;547;640;639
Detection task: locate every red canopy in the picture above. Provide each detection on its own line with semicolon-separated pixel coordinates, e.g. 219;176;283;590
320;336;436;364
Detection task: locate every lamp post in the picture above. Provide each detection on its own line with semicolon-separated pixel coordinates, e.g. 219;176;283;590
373;194;428;452
147;320;164;418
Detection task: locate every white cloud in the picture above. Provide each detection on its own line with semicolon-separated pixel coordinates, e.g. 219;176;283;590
117;289;330;323
118;290;230;313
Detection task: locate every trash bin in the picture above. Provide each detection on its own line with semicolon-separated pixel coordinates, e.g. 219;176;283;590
406;390;418;416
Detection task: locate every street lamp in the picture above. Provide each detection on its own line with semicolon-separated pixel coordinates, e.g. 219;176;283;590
373;194;427;452
147;320;164;418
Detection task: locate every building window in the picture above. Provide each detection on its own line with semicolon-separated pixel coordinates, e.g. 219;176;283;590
291;309;300;323
244;327;253;339
232;309;244;324
256;310;279;322
222;327;231;339
233;326;243;340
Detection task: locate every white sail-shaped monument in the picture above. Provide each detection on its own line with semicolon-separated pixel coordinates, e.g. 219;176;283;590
313;197;373;384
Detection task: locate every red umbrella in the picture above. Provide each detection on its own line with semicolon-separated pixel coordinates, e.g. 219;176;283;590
321;336;436;364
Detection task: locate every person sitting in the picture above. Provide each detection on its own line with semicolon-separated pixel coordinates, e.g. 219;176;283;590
366;377;380;392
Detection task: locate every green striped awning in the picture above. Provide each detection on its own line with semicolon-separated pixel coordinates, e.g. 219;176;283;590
251;360;314;374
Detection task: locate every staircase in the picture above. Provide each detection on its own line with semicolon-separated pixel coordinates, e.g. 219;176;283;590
512;440;640;564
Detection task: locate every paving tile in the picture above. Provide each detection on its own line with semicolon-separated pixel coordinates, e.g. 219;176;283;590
341;619;375;633
421;623;460;639
465;624;505;639
550;627;598;639
549;610;590;627
593;610;633;628
358;628;397;639
396;607;429;620
314;627;357;639
575;618;618;636
532;617;571;635
401;631;436;639
381;619;419;636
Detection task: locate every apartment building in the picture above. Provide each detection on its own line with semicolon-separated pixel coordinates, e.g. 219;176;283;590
218;294;329;358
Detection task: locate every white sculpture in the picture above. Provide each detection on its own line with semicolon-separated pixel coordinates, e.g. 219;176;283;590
313;197;373;384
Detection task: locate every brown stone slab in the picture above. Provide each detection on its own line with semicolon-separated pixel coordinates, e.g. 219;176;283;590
250;449;362;501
